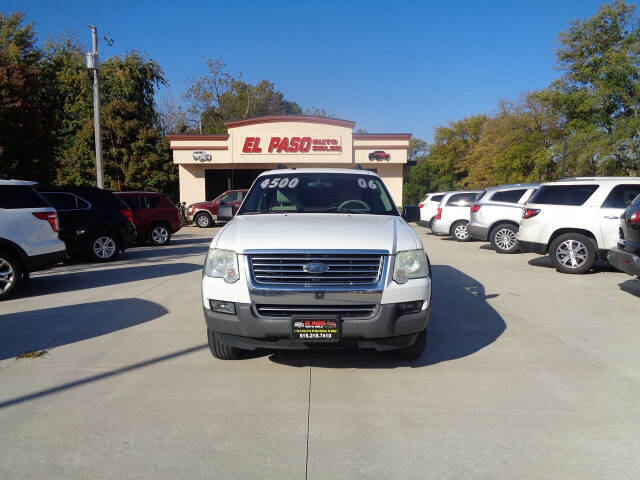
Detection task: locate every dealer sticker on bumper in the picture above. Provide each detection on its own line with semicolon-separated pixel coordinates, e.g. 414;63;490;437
292;318;339;342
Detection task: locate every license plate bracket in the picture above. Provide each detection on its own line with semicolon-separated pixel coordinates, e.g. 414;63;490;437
292;316;340;343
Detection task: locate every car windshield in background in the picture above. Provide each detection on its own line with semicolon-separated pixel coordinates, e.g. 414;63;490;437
446;192;479;206
238;173;398;216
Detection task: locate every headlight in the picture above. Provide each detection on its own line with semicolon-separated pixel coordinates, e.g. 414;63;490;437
204;248;239;283
393;249;428;284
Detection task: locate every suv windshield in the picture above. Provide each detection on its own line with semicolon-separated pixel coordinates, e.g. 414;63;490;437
238;173;398;215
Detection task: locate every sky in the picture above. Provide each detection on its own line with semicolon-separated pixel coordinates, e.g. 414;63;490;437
6;0;614;141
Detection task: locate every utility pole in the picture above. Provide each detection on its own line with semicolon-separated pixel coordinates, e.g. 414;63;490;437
87;26;104;188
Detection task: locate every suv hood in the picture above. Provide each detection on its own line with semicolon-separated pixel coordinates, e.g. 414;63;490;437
213;214;420;253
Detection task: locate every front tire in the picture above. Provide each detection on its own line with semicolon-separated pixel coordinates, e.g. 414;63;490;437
490;223;519;254
148;224;171;246
548;233;597;274
452;220;471;242
88;233;120;262
195;212;213;228
396;328;426;360
207;328;241;360
0;251;23;301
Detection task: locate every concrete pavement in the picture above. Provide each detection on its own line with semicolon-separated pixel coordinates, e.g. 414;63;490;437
1;225;639;479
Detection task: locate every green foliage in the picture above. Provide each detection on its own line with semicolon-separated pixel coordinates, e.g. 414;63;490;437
184;58;306;134
0;11;57;183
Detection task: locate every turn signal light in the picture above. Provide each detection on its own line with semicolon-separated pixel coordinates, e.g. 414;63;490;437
523;208;541;219
628;211;640;224
418;203;424;209
121;208;133;224
32;211;58;232
470;204;481;213
435;207;442;220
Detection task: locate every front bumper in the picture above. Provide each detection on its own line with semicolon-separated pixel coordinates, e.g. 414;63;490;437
467;224;489;241
607;248;640;277
203;303;431;351
518;240;547;255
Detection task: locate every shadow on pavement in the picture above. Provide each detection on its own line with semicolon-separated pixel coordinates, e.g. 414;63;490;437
0;343;207;409
167;236;214;246
19;262;201;298
528;256;553;268
0;298;168;361
269;265;506;368
528;255;620;273
618;278;640;298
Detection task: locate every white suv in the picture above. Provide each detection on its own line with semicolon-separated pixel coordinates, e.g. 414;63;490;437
0;180;66;299
430;190;482;241
468;184;538;253
201;168;432;360
418;192;449;228
518;177;640;274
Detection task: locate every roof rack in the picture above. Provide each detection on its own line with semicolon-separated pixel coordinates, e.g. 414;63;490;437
353;164;363;170
276;164;287;169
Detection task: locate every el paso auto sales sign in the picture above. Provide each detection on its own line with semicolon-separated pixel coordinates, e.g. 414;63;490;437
242;136;342;154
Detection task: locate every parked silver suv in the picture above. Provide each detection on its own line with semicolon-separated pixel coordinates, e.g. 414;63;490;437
468;184;538;253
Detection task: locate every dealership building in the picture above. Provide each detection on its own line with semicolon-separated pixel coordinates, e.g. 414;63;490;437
168;115;411;206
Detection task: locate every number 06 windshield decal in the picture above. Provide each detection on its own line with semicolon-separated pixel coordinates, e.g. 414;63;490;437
260;177;300;189
357;178;378;190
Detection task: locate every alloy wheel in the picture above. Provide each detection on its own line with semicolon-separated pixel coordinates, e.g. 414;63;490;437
555;240;588;269
0;258;15;293
93;236;117;259
454;223;468;240
495;228;517;251
151;226;169;244
197;215;210;227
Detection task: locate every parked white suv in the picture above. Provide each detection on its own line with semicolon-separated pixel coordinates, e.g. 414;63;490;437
518;177;640;274
418;192;449;228
0;180;66;299
430;190;482;241
201;168;432;360
468;184;538;253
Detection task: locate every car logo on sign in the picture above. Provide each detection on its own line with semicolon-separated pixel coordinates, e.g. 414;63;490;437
192;151;212;162
303;262;329;274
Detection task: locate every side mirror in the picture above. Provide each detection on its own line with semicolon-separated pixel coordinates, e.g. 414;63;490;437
217;205;235;222
402;205;420;223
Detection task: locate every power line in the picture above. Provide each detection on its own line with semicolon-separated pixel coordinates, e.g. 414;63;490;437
42;0;91;30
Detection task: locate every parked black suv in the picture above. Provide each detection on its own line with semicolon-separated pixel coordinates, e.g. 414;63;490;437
37;186;137;262
608;193;640;278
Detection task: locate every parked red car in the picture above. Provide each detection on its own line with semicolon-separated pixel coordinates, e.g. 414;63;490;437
186;189;248;228
114;192;181;245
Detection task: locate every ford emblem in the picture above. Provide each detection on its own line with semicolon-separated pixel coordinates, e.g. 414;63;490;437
303;262;329;274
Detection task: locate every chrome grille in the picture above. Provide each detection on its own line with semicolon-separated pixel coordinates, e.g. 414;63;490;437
248;252;384;285
256;304;377;318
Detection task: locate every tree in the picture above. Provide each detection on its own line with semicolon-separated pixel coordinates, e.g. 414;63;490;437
54;51;177;195
184;58;315;134
463;94;562;187
0;12;57;182
403;116;486;204
548;1;640;175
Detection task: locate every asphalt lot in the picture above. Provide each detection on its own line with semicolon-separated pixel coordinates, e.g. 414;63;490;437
1;225;639;479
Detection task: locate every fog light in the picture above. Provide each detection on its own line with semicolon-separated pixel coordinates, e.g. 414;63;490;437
396;301;423;315
210;299;236;315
